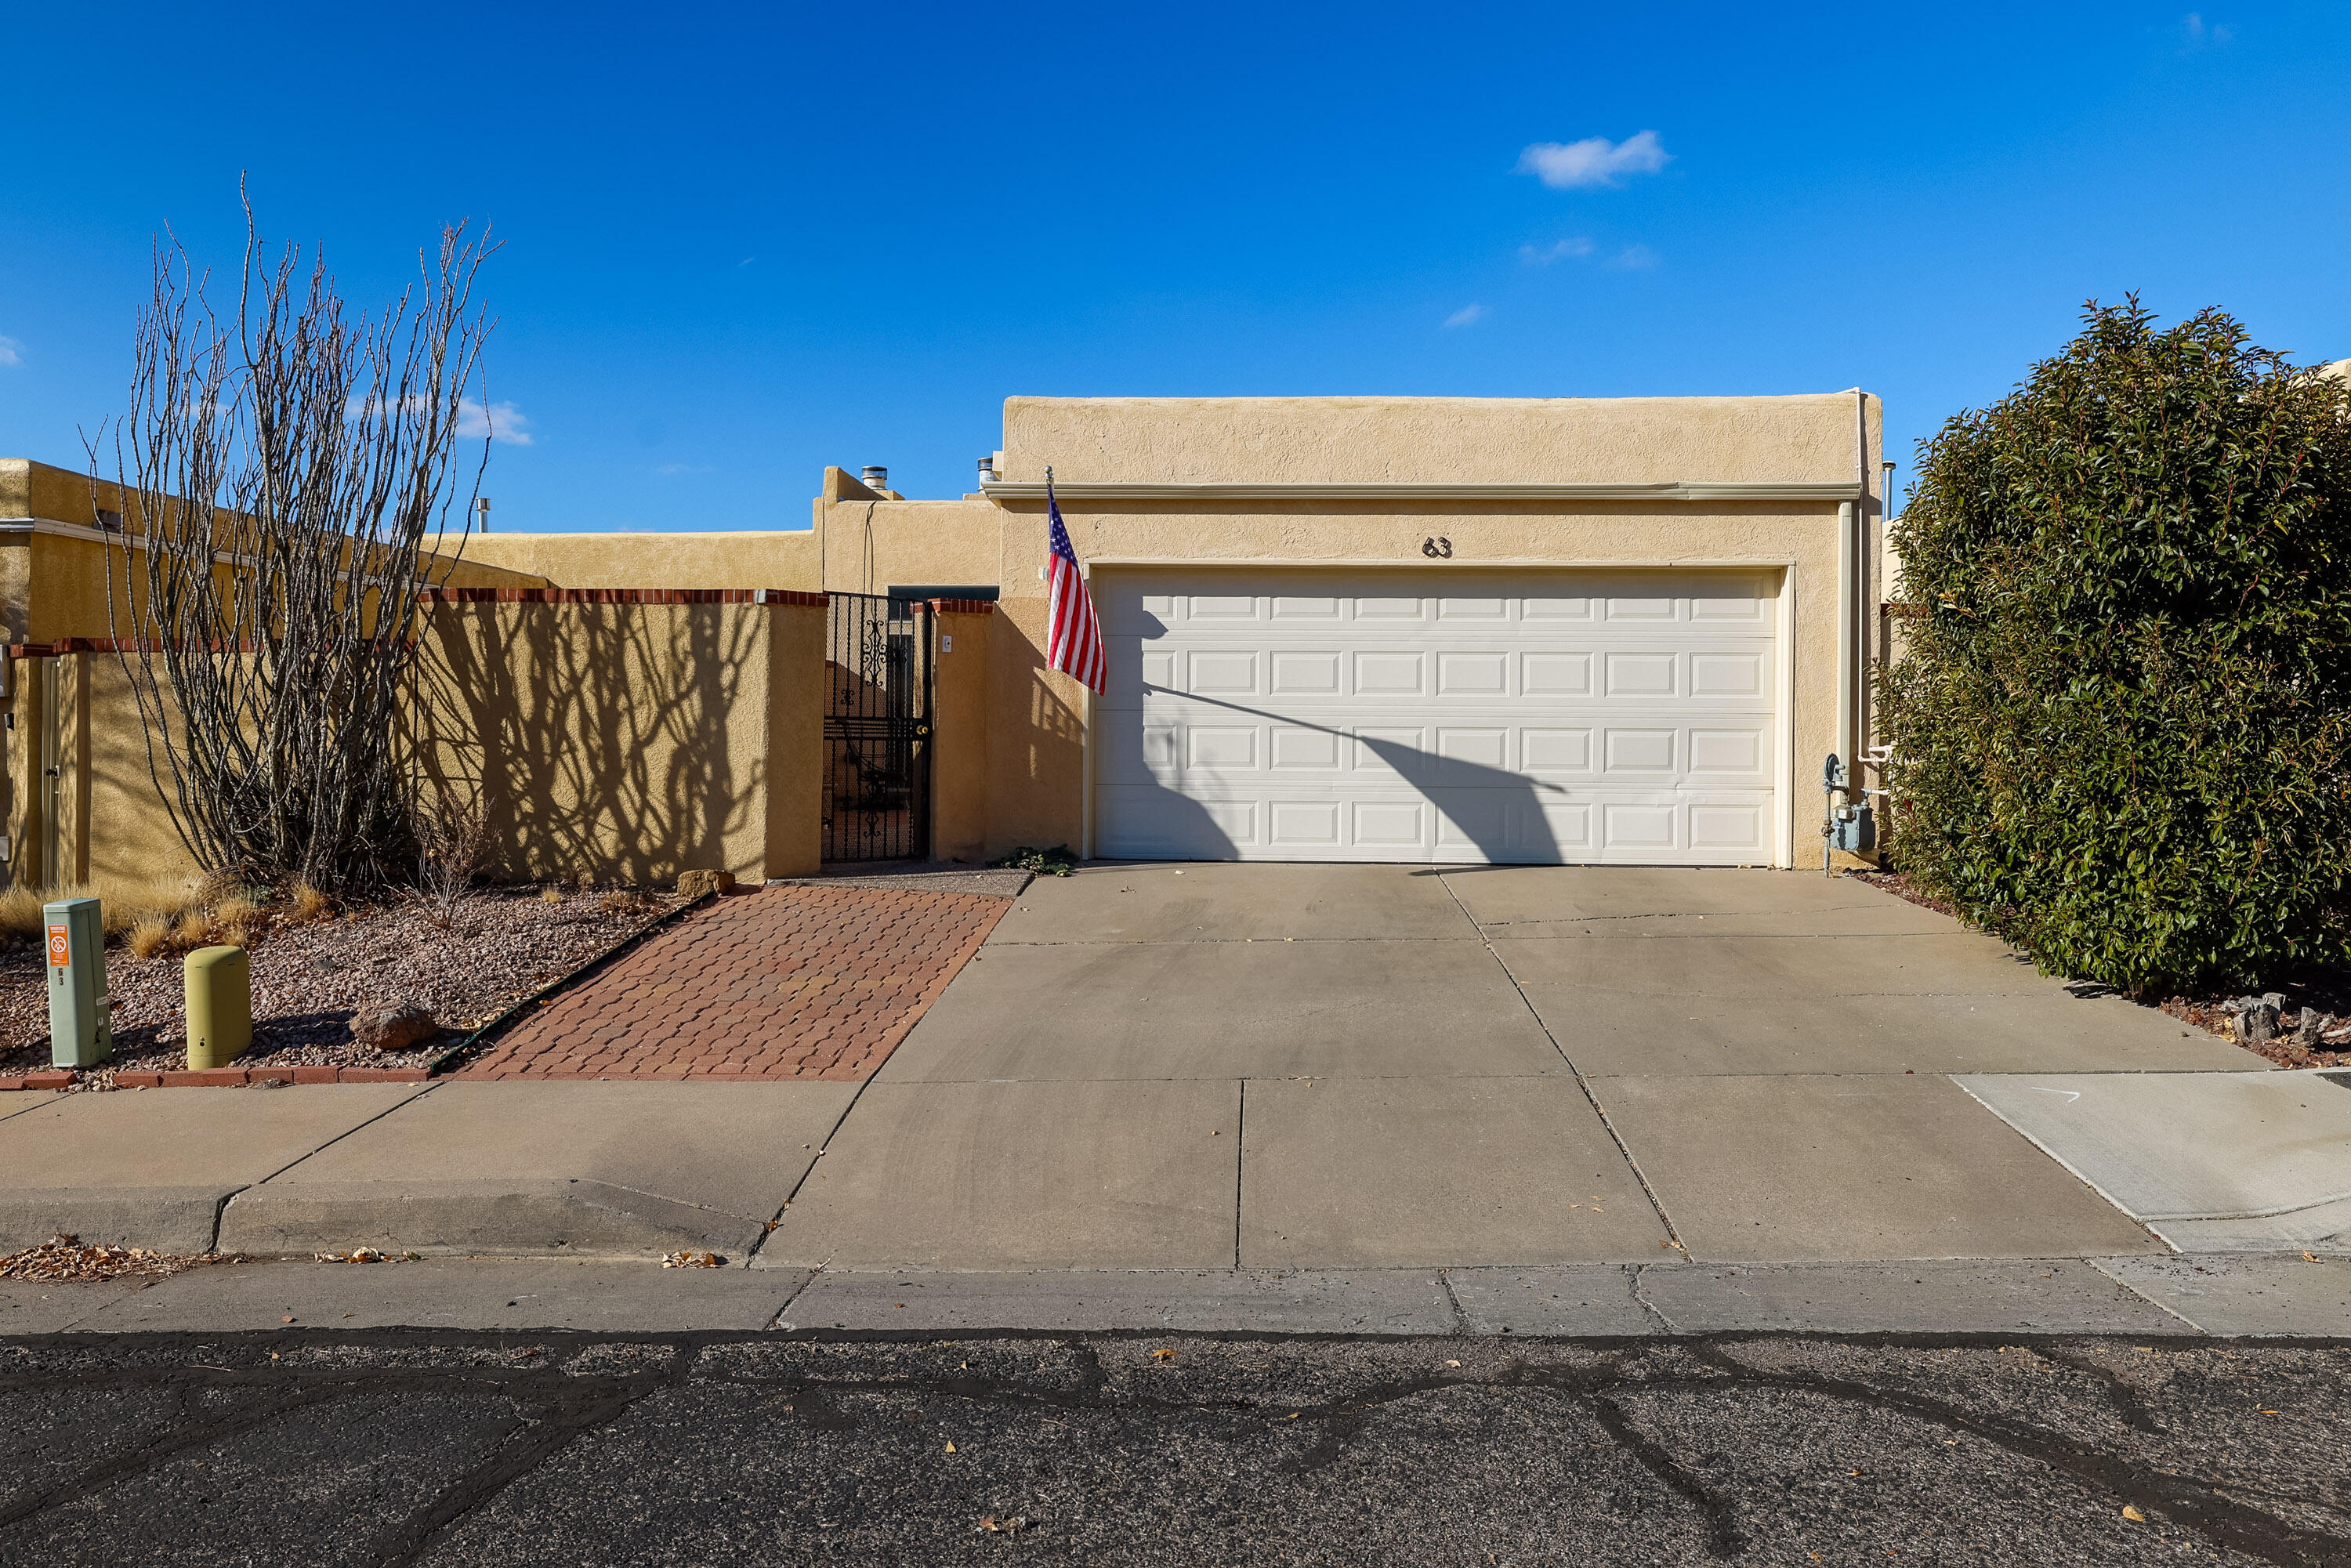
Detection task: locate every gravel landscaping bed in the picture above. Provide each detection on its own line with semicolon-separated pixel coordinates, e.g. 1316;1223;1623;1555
1853;867;2351;1070
0;886;686;1091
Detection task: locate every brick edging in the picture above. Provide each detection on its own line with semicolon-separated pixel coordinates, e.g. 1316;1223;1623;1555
0;1066;433;1091
418;588;827;607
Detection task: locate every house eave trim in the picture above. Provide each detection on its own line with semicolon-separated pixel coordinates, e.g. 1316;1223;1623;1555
980;480;1864;504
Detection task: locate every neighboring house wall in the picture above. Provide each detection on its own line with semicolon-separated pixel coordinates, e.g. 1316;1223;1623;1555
1;455;553;893
412;590;825;887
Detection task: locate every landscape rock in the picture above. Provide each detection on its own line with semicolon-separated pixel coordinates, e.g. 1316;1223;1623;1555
2234;1004;2280;1044
676;870;737;899
2295;1010;2327;1048
348;1002;440;1051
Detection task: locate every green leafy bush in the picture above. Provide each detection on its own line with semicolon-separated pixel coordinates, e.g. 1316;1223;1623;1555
994;845;1078;877
1882;301;2351;994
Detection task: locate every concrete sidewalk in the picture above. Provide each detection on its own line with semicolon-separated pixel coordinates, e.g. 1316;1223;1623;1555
0;864;2322;1337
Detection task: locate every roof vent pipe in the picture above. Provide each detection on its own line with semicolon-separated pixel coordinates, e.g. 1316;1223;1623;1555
861;465;888;493
977;457;998;485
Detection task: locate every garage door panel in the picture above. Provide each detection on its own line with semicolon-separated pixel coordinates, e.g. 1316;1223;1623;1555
1690;651;1765;697
1521;652;1593;697
1267;799;1342;848
1096;788;1259;857
1689;726;1767;779
1436;651;1509;696
1270;595;1342;621
1602;728;1677;776
1354;727;1430;782
1521;728;1596;775
1350;798;1429;850
1095;570;1780;866
1603;651;1678;697
1270;726;1343;771
1690;799;1769;853
1185;650;1259;694
1269;650;1342;694
1353;651;1425;696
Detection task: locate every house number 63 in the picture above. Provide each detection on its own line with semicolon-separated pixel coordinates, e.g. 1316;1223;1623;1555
1421;536;1453;558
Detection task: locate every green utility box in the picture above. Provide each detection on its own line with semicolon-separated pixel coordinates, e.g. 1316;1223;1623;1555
42;898;112;1068
184;945;252;1070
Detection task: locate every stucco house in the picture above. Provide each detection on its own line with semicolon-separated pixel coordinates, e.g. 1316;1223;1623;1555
469;392;1893;871
3;390;1893;885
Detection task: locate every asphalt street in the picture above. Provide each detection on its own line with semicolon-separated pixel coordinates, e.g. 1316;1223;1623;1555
0;1330;2342;1566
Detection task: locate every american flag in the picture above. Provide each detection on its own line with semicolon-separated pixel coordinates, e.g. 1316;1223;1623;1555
1044;472;1107;693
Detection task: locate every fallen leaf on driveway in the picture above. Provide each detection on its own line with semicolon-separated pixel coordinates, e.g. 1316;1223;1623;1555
974;1515;1028;1534
1151;1348;1179;1360
2122;1505;2147;1523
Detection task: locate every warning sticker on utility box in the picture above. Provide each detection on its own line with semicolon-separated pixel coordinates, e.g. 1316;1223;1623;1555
46;924;69;968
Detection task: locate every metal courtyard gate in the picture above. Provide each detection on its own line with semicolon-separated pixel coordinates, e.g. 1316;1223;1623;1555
822;592;934;861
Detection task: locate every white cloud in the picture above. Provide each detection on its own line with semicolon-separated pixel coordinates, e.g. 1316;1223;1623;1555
2180;13;2233;46
0;335;20;366
1516;131;1671;190
1520;237;1596;265
460;398;534;446
1444;303;1487;328
1608;244;1660;270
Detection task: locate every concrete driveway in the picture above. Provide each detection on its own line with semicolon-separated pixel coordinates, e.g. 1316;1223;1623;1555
766;864;2268;1272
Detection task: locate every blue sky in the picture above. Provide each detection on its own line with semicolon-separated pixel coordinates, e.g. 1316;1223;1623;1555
3;2;2346;532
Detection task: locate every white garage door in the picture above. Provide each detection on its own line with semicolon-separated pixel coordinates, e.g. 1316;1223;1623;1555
1092;568;1782;865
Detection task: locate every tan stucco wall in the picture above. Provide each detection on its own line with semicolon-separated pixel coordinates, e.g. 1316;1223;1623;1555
456;531;821;593
929;607;994;863
819;498;1000;598
84;654;203;887
999;393;1874;486
763;602;824;878
415;599;820;886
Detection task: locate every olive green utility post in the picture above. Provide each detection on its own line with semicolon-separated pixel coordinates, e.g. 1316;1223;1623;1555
184;946;252;1070
43;898;113;1068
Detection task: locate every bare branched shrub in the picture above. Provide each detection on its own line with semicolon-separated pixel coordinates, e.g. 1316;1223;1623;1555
410;787;491;929
100;188;498;894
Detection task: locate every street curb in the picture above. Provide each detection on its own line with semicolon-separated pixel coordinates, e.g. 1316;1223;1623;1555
215;1178;766;1260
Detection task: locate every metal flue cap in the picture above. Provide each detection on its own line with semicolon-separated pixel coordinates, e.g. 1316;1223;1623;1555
861;465;888;491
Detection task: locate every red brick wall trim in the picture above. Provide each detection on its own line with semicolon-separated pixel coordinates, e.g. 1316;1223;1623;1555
418;587;827;607
926;598;998;615
8;637;404;658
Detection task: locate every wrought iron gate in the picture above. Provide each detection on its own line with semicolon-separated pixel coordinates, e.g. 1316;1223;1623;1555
822;592;934;861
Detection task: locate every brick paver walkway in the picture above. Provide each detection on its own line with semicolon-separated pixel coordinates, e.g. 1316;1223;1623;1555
455;885;1009;1082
